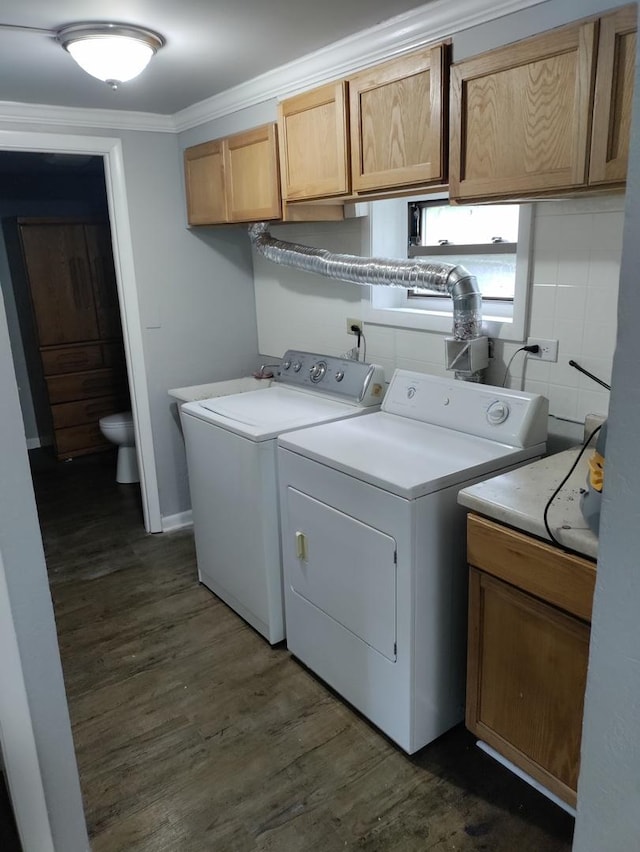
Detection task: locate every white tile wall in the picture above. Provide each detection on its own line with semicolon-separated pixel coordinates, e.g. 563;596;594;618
253;195;623;431
492;196;623;425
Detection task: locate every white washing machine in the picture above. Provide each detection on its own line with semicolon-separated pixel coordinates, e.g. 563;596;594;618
180;351;385;644
277;370;548;753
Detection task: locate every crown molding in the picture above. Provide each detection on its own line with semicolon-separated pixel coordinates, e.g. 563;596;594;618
0;100;175;133
173;0;544;132
0;0;543;135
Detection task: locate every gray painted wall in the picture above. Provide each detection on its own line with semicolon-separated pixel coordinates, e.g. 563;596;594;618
573;10;640;847
0;293;88;850
115;129;259;519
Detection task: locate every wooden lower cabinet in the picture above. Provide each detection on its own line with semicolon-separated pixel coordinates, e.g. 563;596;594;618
466;513;596;808
42;351;129;458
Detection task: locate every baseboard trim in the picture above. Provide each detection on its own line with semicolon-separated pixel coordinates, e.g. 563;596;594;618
161;510;193;533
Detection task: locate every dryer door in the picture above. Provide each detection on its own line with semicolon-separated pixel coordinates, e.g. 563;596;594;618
285;488;397;661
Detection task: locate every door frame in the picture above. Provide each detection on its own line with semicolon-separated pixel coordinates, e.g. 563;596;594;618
0;129;161;532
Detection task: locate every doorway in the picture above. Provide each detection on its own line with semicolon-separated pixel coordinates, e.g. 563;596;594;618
0;130;160;531
0;153;131;466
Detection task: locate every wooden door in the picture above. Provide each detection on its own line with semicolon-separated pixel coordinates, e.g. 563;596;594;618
84;223;121;339
467;568;590;807
278;82;350;200
184;139;228;225
449;21;597;202
589;4;637;186
225;124;282;222
20;222;100;346
349;45;447;193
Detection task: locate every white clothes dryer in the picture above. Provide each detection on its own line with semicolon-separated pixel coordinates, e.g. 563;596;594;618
180;351;385;644
277;370;548;753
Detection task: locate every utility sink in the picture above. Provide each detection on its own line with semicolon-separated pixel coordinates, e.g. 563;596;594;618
168;376;272;405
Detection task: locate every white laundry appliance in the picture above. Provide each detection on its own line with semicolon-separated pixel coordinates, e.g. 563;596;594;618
277;370;548;753
180;351;385;644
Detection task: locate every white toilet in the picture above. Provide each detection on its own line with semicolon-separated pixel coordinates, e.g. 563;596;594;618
99;411;139;484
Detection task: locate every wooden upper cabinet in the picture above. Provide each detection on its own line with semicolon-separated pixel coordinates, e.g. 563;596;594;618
184;139;228;225
225;124;281;222
20;222;100;346
278;82;350;201
590;4;637;186
184;124;282;224
450;20;598;202
349;45;447;192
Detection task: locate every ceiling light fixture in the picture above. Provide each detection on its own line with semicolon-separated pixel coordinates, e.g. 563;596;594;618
56;23;165;90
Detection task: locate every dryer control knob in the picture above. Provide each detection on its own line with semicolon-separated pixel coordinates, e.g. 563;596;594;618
292;361;302;372
487;400;510;425
335;370;345;382
282;360;291;370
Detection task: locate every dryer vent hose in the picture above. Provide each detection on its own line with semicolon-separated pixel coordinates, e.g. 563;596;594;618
248;222;484;373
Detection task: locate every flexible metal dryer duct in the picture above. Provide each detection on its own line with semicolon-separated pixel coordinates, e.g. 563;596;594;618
248;222;483;355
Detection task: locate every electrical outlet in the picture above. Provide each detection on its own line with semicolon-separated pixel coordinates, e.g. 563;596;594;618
526;337;559;362
347;318;363;335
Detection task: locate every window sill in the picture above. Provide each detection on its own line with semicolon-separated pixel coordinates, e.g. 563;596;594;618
358;301;527;342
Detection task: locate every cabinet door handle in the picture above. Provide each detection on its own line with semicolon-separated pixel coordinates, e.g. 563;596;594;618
295;531;307;561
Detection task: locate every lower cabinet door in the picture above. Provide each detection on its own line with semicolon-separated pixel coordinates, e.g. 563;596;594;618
466;567;590;807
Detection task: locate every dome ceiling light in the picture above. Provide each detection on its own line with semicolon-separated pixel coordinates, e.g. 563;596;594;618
56;23;165;90
0;20;165;91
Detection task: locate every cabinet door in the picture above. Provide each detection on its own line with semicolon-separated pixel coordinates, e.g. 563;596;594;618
20;222;100;346
84;223;122;340
349;45;447;192
225;124;282;222
467;568;590;807
450;21;597;202
184;139;228;225
590;4;637;186
278;82;350;200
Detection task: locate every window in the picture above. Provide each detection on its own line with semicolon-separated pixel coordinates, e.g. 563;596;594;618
361;196;532;341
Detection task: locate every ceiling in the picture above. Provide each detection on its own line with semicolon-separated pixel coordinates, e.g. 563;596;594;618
0;0;433;115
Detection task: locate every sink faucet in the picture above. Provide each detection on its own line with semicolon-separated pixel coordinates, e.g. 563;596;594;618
255;362;280;379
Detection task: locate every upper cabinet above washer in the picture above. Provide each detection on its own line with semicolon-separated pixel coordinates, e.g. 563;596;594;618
277;82;350;201
349;45;447;193
277;44;450;203
449;4;637;203
184;123;282;225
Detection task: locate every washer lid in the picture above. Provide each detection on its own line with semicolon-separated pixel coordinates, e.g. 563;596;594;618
181;385;372;440
278;412;546;499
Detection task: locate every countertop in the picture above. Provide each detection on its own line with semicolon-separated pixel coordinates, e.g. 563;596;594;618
167;376;273;404
458;447;598;561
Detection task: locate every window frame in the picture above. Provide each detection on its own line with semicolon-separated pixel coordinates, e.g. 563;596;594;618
359;197;533;342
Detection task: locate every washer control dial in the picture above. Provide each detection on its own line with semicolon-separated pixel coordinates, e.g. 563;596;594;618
282;359;291;371
292;361;302;372
486;399;510;425
335;370;345;382
309;360;327;383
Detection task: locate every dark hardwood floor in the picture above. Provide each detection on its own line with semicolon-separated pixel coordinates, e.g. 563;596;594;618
30;448;575;852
